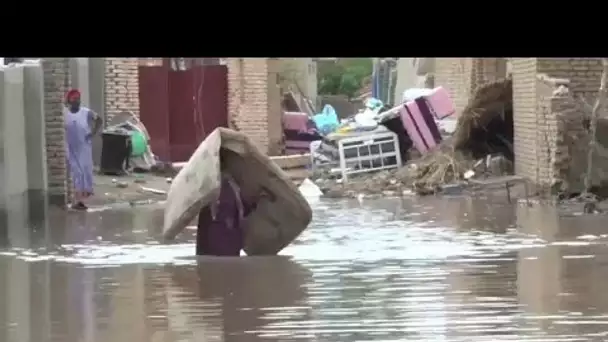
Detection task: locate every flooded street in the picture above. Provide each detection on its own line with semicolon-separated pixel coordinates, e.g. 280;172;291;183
1;195;608;341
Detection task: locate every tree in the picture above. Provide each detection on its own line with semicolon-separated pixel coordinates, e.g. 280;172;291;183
317;58;373;99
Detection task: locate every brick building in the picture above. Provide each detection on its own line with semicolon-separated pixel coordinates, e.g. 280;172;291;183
227;58;283;156
43;57;282;205
435;58;606;193
42;58;140;205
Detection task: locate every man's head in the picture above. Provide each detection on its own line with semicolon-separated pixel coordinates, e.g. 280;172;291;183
65;89;81;112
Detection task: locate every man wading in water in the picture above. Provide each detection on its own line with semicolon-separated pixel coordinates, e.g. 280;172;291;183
195;153;272;256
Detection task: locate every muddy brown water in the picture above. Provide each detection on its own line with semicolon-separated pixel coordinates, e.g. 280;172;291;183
0;195;608;341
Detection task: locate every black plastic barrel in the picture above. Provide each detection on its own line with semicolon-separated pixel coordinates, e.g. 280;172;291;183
378;108;413;163
100;132;131;176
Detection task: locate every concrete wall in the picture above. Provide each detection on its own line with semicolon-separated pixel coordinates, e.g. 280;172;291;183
280;58;317;112
228;58;282;155
23;64;48;221
0;66;28;230
89;58;106;167
393;58;421;104
0;63;48;229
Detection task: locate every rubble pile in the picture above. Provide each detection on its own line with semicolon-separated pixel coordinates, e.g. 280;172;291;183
317;168;412;198
407;78;514;195
313;78;516;197
408;143;475;195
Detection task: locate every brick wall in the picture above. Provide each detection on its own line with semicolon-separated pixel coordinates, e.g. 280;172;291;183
43;57;286;204
550;83;608;194
41;57;141;205
227;58;282;155
42;58;70;205
279;58;317;112
511;58;605;191
473;58;507;88
511;58;539;184
552;92;587;193
535;78;559;189
104;58;140;121
435;58;508;116
537;58;602;100
434;58;473;116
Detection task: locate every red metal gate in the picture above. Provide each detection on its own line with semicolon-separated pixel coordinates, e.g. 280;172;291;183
138;63;228;162
138;66;170;161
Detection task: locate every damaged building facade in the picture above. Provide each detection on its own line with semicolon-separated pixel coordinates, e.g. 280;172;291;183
434;58;608;194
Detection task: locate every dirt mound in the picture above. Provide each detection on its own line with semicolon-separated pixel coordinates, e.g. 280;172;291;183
411;78;514;194
453;78;514;159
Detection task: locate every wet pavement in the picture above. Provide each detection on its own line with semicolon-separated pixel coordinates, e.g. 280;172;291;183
1;194;608;341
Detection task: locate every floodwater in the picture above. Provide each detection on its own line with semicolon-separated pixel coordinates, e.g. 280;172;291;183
1;195;608;341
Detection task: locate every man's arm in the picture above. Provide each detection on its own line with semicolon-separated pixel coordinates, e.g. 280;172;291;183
88;110;103;136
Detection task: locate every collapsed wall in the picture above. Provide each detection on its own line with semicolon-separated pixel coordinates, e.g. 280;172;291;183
428;58;608;197
534;74;608;196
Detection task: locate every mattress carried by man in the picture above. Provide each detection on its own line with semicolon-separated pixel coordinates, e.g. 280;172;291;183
163;127;313;256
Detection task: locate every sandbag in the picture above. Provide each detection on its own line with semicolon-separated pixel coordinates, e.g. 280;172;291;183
163;127;313;255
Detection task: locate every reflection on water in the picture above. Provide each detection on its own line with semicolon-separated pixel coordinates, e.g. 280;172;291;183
166;256;312;341
0;195;608;341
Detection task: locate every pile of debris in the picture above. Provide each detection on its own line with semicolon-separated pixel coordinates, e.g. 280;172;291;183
410;78;514;194
315;167;412;198
313;78;515;197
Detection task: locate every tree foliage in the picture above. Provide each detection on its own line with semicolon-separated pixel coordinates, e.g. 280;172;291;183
318;58;373;99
